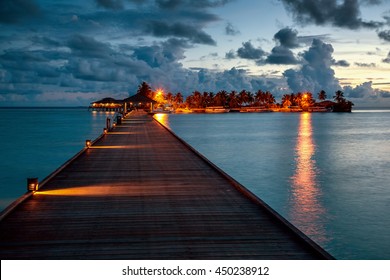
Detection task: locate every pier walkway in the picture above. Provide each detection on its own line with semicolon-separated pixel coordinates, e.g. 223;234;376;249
0;111;332;259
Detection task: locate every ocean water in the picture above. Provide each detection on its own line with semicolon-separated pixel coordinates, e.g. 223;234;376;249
155;110;390;260
0;108;115;210
0;108;389;260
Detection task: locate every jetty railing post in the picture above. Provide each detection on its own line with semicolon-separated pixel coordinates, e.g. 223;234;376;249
106;117;111;131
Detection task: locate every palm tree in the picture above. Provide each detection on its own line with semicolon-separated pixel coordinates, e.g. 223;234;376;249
318;90;327;101
166;92;173;105
185;95;194;109
255;90;265;106
192;91;203;108
264;91;276;108
173;92;183;109
281;94;292;108
247;91;254;106
333;90;345;103
228;90;239;108
136;81;153;98
214;90;228;106
238;90;249;106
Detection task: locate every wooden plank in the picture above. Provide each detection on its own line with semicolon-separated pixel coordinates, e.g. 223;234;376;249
0;111;333;259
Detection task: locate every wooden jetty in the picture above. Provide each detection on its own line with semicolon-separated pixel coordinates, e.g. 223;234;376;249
0;111;333;259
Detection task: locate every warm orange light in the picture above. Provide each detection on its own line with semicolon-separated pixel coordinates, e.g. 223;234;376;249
27;178;39;191
156;89;163;96
290;112;328;243
85;139;92;148
154;113;169;127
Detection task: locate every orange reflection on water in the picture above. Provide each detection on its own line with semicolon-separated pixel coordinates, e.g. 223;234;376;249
154;113;170;128
290;112;328;243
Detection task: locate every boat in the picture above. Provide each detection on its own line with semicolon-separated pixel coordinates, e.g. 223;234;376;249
307;106;330;112
239;106;267;113
205;106;230;113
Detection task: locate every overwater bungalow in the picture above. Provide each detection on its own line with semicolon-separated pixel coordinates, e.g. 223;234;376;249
89;97;123;111
89;93;157;112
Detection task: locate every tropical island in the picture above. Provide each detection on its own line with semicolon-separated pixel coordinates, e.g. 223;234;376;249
90;82;354;113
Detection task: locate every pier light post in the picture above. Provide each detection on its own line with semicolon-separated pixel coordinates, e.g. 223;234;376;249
27;178;39;191
85;139;92;148
106;117;111;131
104;128;108;134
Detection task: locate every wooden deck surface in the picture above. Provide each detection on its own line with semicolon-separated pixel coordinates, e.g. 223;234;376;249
0;111;332;259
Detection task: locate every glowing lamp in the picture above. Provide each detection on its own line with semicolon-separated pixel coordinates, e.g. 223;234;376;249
27;178;39;191
85;139;92;148
103;128;108;134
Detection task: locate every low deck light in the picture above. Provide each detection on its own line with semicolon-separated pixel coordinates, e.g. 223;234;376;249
104;128;108;134
85;139;92;148
27;178;39;191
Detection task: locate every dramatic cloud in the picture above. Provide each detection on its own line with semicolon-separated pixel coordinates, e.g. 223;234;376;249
263;27;300;65
283;39;341;93
145;21;216;45
0;0;389;106
273;27;300;48
96;0;124;10
280;0;383;29
344;81;390;99
0;0;41;24
265;46;299;65
67;35;113;59
237;41;266;60
378;30;390;42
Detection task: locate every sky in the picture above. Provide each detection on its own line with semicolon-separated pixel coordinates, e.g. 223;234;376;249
0;0;389;107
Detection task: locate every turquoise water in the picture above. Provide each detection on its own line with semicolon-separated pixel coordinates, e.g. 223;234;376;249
156;110;390;260
0;108;389;259
0;108;114;210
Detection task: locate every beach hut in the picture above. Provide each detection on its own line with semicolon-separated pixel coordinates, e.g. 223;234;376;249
123;93;157;112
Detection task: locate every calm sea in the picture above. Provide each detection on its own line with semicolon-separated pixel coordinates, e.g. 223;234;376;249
0;108;115;210
155;110;390;260
0;107;389;260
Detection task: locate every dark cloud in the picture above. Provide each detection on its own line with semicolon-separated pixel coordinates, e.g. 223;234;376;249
225;50;236;59
274;27;300;48
237;41;266;60
360;0;383;5
264;46;300;65
155;0;233;9
383;52;390;63
225;22;240;36
132;38;188;67
333;59;350;67
145;21;216;45
280;0;384;29
283;39;341;93
95;0;124;10
155;0;182;9
378;30;390;42
30;36;61;47
67;34;113;58
0;0;41;24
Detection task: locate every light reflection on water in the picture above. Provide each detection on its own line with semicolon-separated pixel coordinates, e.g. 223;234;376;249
289;113;328;244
